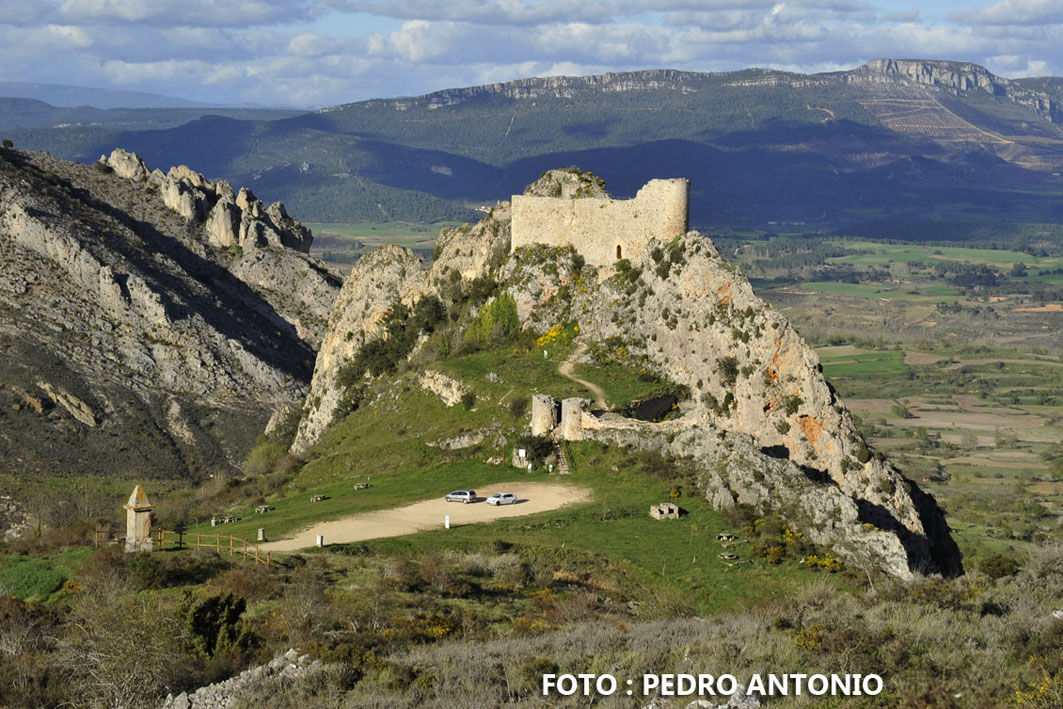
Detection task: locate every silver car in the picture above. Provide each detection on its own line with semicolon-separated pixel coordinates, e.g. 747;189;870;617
445;490;476;503
486;492;517;506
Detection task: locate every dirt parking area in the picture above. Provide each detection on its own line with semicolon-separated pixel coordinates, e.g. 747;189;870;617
262;482;592;551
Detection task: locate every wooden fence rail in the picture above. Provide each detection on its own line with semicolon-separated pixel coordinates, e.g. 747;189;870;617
157;529;272;566
93;530;271;567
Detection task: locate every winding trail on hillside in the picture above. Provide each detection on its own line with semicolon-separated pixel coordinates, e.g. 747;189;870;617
558;341;609;410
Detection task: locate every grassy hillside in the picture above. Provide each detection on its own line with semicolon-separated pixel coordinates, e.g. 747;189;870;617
4;333;1062;707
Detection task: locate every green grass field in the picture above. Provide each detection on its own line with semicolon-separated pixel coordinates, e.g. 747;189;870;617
178;344;850;615
818;348;907;377
825;241;1063;270
0;547;91;600
797;281;961;301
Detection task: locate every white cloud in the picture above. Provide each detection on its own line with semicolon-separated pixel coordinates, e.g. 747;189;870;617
58;0;317;27
984;54;1050;77
950;0;1063;27
0;0;1062;107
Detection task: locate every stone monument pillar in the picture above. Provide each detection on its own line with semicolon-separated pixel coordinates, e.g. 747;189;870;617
124;485;154;552
530;394;558;436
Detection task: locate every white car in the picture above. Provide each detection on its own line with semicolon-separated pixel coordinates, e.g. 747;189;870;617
486;492;517;506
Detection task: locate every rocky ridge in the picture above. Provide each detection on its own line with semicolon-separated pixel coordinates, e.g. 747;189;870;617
293;169;961;578
846;59;1059;121
0;146;340;479
352;60;1060;124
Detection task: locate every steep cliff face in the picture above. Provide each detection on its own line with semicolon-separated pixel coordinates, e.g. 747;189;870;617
291;246;428;452
849;59;1060;122
570;231;960;576
292;204;512;453
0;146;340;479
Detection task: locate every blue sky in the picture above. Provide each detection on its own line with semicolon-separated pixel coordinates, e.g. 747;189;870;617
1;0;1061;107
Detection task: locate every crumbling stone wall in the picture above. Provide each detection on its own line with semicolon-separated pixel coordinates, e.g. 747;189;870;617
510;179;689;267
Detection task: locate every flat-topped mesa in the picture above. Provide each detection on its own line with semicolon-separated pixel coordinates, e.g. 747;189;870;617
511;169;689;268
102;148;313;253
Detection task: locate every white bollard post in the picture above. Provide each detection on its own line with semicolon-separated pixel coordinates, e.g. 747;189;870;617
316;534;324;547
210;517;217;527
257;528;265;542
445;515;450;529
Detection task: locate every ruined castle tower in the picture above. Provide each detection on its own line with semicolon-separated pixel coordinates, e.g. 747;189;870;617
560;398;587;441
124;485;154;552
530;394;558;436
510;178;689;267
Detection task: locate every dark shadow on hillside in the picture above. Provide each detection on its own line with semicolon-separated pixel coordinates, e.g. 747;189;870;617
855;487;963;577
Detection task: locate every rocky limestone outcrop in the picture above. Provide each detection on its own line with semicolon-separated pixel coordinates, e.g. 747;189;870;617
418;370;468;407
499;218;958;575
426;203;511;289
162;648;321;709
848;59;1060;123
294;169;960;576
0;145;338;479
104;149;314;254
522;166;609;199
293;203;511;453
99;149;339;347
291;245;428;451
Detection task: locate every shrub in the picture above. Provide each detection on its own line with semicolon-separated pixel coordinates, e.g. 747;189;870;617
181;591;255;659
460;391;476;410
782;395;802;416
717;356;740;387
127;551;227;590
515;434;554;467
464;293;520;350
243;433;288;477
1;138;12;149
977;552;1020;580
509;396;529;419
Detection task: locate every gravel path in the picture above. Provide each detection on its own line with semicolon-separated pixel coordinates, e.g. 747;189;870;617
261;481;591;551
558;341;609;410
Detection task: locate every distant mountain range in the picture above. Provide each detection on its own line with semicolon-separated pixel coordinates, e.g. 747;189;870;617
0;81;213;109
5;59;1063;232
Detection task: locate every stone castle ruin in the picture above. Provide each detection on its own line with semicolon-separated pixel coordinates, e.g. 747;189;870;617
510;178;690;267
531;393;673;445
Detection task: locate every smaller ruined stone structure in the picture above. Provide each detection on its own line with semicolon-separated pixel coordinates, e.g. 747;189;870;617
650;502;680;520
510;178;689;267
560;398;587;441
530;394;558;436
124;485;154;552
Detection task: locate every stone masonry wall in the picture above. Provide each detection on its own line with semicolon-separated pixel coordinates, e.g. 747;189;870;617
510;179;689;267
